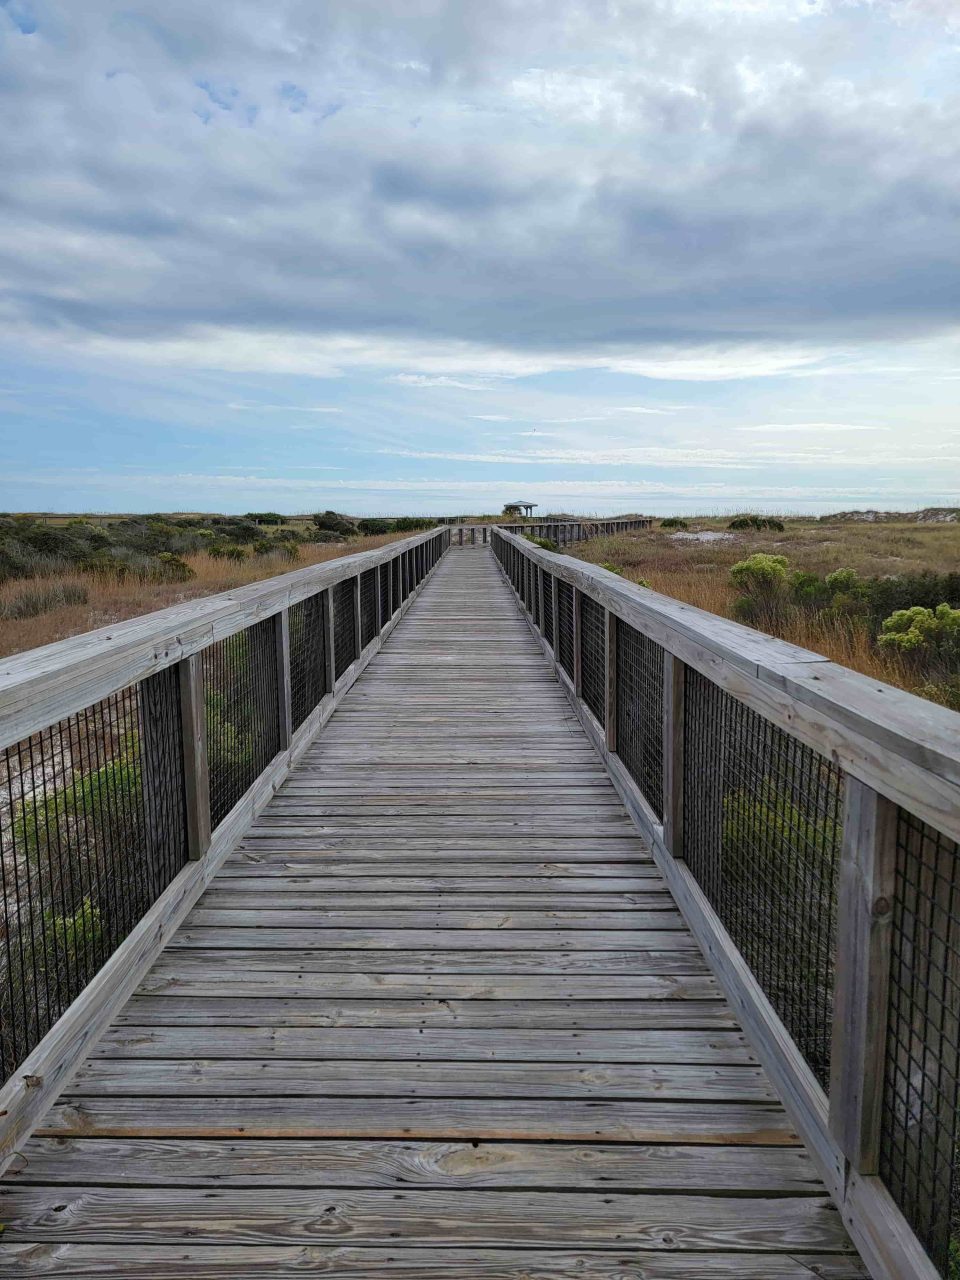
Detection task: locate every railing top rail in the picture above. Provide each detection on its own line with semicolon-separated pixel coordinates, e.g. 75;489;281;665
0;526;445;751
494;525;960;840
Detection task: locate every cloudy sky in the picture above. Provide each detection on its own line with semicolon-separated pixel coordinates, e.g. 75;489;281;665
1;0;959;515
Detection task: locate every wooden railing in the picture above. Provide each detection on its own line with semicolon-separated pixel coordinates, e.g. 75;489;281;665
493;525;960;1280
452;517;651;546
0;526;450;1171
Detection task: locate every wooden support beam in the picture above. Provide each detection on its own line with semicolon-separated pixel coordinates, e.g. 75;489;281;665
177;653;211;861
274;608;292;752
829;779;898;1174
662;651;685;859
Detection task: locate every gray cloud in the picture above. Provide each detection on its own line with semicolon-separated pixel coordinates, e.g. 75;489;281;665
1;1;959;374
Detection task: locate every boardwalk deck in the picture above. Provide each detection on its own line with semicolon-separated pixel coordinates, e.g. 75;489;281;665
0;547;867;1277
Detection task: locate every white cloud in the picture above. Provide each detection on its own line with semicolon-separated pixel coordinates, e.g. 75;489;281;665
736;422;885;432
228;402;343;413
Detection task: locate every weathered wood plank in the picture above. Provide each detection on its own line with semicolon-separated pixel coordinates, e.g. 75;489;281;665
91;1025;756;1062
69;1060;773;1101
147;947;710;976
111;995;735;1029
9;1138;811;1189
168;927;698;951
183;909;685;929
0;1186;848;1249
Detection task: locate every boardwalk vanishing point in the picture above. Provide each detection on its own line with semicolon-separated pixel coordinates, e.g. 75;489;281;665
3;522;959;1278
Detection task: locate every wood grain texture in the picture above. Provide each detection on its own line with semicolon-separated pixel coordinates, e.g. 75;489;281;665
0;1245;870;1278
0;548;864;1278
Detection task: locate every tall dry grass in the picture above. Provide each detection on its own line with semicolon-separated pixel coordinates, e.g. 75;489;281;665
0;533;408;660
574;518;954;695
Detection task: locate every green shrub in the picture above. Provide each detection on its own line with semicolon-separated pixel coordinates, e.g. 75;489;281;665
730;553;789;625
600;562;623;576
356;518;393;535
862;570;960;625
524;534;559;552
878;603;960;663
17;755;142;863
153;552;194;582
728;514;785;532
660;517;688;530
392;516;434;532
311;510;358;536
730;553;789;591
245;512;284;525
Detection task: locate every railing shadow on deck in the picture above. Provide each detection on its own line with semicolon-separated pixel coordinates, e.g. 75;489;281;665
0;526;449;1172
492;525;960;1280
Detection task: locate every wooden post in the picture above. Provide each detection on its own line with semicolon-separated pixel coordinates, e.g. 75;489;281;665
572;588;583;696
829;779;898;1174
662;652;685;857
375;564;383;635
605;610;617;752
323;588;336;693
274;608;292;751
178;653;211;859
551;573;560;655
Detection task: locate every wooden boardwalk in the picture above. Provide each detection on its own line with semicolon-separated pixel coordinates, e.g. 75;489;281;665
0;547;866;1277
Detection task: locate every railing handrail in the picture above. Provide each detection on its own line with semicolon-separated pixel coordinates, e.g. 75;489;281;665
494;526;960;844
494;523;955;1280
0;526;444;752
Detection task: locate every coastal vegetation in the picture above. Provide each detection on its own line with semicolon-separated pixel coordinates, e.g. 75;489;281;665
573;512;960;708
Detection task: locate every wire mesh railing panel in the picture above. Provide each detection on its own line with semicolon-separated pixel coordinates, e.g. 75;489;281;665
0;670;187;1081
391;557;401;612
542;573;554;647
579;594;606;726
616;621;664;819
682;667;843;1088
556;580;575;679
333;578;357;681
379;562;392;621
289;592;327;732
203;619;281;828
360;569;378;649
880;811;960;1276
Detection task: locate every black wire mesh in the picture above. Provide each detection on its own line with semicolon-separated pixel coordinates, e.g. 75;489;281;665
880;811;960;1276
542;573;554;647
360;569;378;648
579;593;606;726
616;621;664;820
0;670;187;1081
379;562;393;621
682;667;843;1088
333;578;357;680
392;556;401;612
203;619;281;828
289;592;328;731
556;580;575;679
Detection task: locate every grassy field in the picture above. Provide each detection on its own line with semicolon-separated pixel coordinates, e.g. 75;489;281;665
570;515;960;702
0;532;407;659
